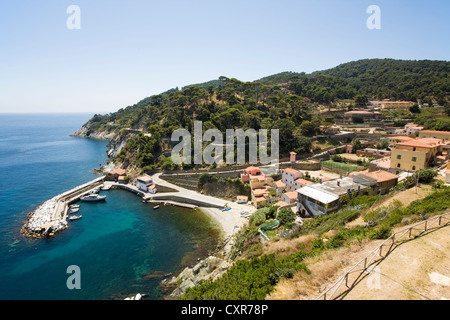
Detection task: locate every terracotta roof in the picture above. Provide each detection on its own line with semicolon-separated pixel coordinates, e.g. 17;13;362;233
137;175;153;183
295;178;313;185
274;180;286;188
361;170;399;183
389;136;414;141
109;168;126;175
250;174;266;181
255;197;266;202
396;138;443;148
273;201;288;207
283;191;298;200
244;166;261;172
321;177;334;181
282;168;300;175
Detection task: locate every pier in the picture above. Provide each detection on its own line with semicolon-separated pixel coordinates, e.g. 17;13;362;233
24;176;105;236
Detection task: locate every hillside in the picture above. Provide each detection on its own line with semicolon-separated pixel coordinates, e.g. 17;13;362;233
72;58;450;172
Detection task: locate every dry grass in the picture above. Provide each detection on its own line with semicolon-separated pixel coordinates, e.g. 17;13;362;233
263;234;318;257
267;239;376;300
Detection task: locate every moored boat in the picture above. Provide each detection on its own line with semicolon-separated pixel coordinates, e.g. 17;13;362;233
80;194;106;202
69;215;82;221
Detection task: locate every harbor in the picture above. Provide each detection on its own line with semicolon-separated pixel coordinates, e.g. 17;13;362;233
21;173;255;239
21;176;105;238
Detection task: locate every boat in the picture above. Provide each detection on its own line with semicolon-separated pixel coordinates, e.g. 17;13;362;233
220;207;231;212
69;215;82;221
68;207;79;213
80;194;106;202
153;205;160;209
69;204;80;209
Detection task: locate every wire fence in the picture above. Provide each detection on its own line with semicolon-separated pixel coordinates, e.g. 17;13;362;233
316;210;450;300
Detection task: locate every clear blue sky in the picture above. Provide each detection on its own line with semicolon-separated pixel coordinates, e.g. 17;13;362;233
0;0;449;113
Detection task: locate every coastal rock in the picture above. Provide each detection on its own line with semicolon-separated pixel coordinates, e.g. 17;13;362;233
70;126;116;141
162;255;231;299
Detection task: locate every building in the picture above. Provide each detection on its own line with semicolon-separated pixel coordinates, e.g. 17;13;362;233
106;168;126;181
446;169;450;185
281;168;303;191
380;101;415;110
351;170;399;195
296;177;366;217
236;195;248;204
388;136;415;147
240;166;262;182
418;130;450;141
404;123;424;136
281;191;298;205
273;180;286;195
390;138;448;172
136;175;157;194
293;178;314;190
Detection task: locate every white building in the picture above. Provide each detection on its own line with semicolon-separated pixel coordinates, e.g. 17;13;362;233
281;168;303;191
136;175;157;194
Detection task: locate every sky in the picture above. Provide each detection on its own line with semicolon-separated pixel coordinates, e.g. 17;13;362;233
0;0;449;114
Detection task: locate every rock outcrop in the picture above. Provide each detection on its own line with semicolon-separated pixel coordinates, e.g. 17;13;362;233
161;255;231;299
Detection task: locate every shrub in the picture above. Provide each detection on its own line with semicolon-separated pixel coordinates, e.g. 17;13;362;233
249;210;267;227
277;208;296;224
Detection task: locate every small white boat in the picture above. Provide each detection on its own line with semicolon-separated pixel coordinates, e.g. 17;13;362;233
153;205;160;209
68;207;79;213
69;215;82;221
70;204;80;209
80;194;106;202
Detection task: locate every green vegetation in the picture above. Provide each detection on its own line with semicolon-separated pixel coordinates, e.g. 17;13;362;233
321;160;361;173
181;186;450;300
80;59;449;170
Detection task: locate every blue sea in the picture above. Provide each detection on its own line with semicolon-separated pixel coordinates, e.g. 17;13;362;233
0;113;220;300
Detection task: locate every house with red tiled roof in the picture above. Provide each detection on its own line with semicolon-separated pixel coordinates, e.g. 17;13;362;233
281;191;298;205
106;168;127;181
390;137;449;172
240;166;262;182
294;178;314;190
281;168;302;191
352;170;399;194
418;130;450;141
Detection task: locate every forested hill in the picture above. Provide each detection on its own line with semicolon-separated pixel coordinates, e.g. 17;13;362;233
76;58;449;171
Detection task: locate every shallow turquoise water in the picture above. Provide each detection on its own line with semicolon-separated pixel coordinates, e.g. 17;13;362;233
0;114;220;299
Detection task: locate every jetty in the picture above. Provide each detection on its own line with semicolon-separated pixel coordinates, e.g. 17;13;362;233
22;176;105;237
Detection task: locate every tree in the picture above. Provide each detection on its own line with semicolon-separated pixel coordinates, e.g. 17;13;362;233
354;94;369;107
351;138;362;153
277;208;296;224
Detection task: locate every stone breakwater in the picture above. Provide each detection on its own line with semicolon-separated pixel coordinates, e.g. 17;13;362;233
21;196;68;238
21;176;104;238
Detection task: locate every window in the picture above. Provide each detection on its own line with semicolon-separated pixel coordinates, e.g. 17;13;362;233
412;157;417;162
397;155;402;160
413;147;416;151
397;163;401;168
412;166;416;171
